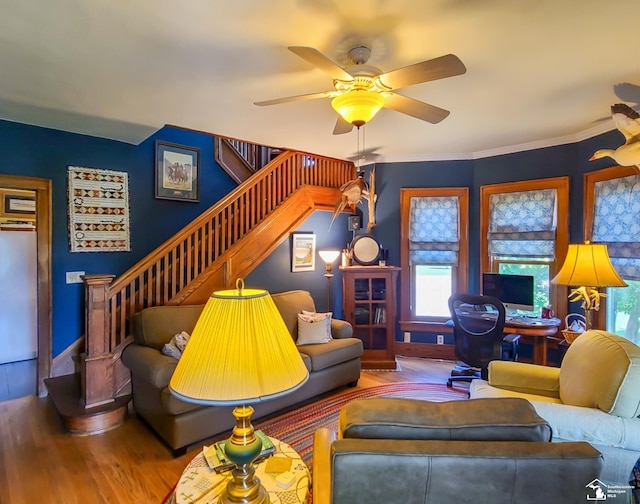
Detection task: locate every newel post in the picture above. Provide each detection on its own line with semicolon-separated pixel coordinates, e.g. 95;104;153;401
80;274;116;408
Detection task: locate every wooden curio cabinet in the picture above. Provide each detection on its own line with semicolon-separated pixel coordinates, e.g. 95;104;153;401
340;265;400;369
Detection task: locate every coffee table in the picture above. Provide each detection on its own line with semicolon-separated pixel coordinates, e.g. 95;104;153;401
170;436;310;504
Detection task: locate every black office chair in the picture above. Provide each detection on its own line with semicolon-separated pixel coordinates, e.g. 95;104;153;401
446;293;510;388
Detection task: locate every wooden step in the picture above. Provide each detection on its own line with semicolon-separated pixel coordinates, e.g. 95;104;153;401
45;374;130;435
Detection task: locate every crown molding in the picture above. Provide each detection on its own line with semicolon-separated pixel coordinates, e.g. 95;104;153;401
384;120;618;163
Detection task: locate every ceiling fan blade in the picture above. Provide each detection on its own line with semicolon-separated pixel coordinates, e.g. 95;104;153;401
288;46;354;82
378;54;466;90
254;90;334;106
333;116;354;135
384;94;450;124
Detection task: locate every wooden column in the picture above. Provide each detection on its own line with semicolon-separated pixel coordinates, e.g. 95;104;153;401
80;274;116;408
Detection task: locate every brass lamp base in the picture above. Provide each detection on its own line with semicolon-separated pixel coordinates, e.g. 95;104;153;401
219;405;270;504
220;465;269;504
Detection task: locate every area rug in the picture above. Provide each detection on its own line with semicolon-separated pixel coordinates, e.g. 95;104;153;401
163;382;466;503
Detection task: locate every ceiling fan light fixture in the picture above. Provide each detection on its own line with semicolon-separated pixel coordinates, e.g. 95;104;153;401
331;90;386;127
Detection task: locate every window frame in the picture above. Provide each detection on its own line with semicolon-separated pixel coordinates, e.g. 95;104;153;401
399;187;469;330
584;165;638;329
480;177;569;321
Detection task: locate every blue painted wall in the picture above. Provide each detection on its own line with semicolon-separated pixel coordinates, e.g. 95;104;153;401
0;116;626;358
247;211;352;317
0;121;237;356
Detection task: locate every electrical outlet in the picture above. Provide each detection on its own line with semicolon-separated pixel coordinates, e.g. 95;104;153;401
66;271;85;284
437;334;444;345
403;331;411;343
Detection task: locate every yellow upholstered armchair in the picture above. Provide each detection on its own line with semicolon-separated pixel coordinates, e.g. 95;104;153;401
470;329;640;486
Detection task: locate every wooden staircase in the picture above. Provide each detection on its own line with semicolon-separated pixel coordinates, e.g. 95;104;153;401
214;136;284;184
46;142;355;434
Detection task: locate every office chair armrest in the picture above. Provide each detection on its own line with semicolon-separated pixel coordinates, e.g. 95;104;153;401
488;361;560;398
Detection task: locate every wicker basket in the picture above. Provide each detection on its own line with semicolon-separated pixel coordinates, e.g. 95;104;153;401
561;314;586;344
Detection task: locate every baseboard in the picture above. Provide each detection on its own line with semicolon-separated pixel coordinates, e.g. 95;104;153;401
395;342;456;360
51;337;83;377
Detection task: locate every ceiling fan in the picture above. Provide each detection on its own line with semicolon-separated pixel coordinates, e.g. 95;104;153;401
254;45;467;135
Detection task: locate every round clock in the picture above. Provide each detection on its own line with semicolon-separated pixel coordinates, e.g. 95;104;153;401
351;235;381;265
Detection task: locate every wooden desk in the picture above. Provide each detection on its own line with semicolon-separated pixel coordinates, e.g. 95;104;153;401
504;322;560;366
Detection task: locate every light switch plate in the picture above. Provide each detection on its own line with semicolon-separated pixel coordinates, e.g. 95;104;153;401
66;271;85;284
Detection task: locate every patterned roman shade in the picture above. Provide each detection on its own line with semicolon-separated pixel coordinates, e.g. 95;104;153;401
592;174;640;280
409;196;459;265
488;189;557;258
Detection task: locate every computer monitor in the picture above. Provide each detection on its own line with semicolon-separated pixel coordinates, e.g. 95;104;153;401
481;273;534;312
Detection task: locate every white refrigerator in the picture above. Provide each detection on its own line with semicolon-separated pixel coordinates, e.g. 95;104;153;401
0;230;37;364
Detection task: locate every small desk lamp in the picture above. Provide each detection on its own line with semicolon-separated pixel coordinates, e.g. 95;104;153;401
318;250;340;311
170;279;309;504
551;241;627;330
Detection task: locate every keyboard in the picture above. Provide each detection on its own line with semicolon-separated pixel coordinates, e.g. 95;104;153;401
505;315;561;327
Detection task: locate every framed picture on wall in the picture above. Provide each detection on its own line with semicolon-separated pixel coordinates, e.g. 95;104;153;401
4;194;35;216
155;141;200;202
291;233;316;272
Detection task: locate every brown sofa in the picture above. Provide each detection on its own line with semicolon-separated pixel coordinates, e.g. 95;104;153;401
313;397;603;504
121;289;363;455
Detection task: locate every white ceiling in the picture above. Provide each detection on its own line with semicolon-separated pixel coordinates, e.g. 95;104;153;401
2;0;640;164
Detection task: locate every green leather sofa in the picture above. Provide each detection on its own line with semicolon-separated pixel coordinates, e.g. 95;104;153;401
313;397;602;504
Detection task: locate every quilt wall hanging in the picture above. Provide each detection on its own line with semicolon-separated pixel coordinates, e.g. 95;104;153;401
68;166;131;252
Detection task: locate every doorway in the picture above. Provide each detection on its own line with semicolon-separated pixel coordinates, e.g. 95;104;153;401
0;174;51;397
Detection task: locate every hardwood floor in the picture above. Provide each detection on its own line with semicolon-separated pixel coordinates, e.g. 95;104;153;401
0;356;457;504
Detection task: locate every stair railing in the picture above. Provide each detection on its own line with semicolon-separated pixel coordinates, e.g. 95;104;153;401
226;138;282;172
94;150;354;353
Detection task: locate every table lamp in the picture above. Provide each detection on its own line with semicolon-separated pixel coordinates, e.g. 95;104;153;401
551;241;627;330
170;279;309;504
318;250;340;311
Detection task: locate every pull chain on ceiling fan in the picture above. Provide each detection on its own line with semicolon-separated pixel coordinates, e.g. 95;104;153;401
357;124;366;171
255;45;466;134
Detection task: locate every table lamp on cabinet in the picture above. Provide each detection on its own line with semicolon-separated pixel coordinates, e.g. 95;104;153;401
170;279;309;504
551;241;627;330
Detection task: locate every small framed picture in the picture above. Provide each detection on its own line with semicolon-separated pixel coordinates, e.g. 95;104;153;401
4;194;36;215
155;141;200;202
291;233;316;272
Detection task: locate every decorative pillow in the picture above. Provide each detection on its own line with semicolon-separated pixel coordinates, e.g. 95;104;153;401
297;312;332;345
162;331;191;359
301;309;332;319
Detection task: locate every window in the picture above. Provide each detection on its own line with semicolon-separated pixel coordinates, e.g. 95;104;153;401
605;279;640;344
585;166;640;344
400;188;468;325
480;177;569;319
415;265;453;317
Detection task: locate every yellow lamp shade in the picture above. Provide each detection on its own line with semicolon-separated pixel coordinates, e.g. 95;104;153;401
170;285;309;405
331;90;386;127
551;242;627;287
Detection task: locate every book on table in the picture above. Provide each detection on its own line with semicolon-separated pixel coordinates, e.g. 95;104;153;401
204;430;276;470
